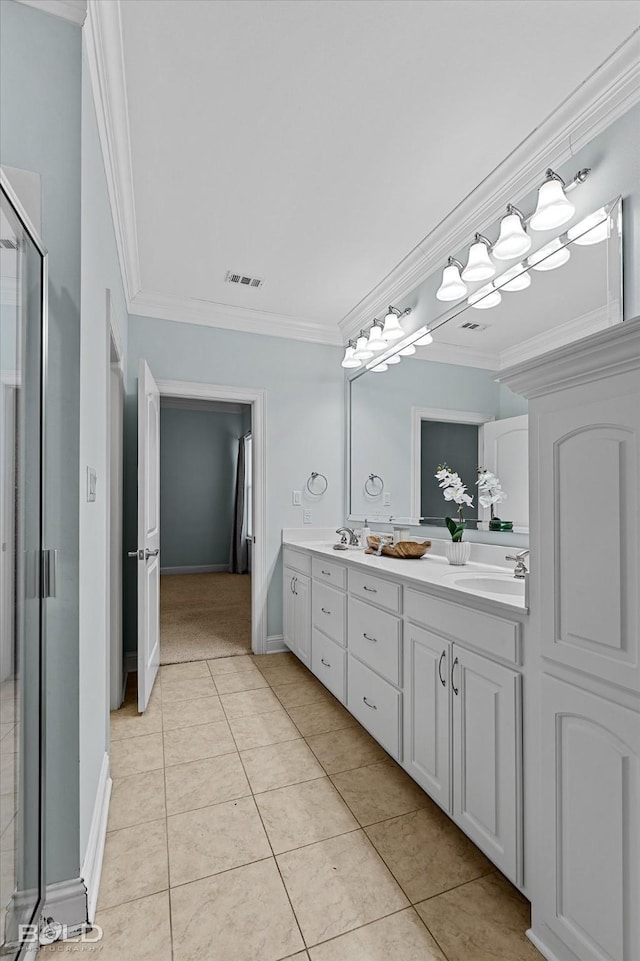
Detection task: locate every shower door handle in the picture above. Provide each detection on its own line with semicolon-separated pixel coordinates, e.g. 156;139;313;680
41;549;58;599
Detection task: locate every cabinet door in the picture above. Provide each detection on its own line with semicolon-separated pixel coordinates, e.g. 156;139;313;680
452;645;522;884
294;573;311;668
537;675;640;961
283;565;297;656
403;625;451;812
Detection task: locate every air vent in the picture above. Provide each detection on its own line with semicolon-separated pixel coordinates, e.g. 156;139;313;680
0;238;18;250
457;321;490;332
225;270;263;288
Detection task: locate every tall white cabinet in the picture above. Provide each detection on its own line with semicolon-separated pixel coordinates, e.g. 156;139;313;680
500;320;640;961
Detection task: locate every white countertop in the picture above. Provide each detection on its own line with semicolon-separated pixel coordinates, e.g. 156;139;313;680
283;537;528;617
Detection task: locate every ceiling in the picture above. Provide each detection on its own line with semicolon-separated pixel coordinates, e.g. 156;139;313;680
106;1;640;342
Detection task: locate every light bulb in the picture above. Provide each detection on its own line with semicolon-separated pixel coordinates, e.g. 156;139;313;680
530;177;575;231
353;333;374;360
386;355;401;365
415;329;433;346
381;310;404;342
371;362;388;373
567;207;609;245
399;344;416;356
528;238;570;271
493;211;532;260
468;283;501;309
367;323;386;352
436;261;468;301
461;236;496;283
341;344;361;368
495;263;531;292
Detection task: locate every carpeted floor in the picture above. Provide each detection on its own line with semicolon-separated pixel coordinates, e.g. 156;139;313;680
160;572;251;664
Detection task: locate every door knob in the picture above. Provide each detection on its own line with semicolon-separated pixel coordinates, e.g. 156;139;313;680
128;550;142;559
145;548;160;559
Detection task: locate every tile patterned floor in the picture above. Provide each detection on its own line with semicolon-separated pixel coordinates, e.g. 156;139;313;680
40;652;542;961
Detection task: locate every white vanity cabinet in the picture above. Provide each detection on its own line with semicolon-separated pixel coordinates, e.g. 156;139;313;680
283;549;311;667
309;555;348;702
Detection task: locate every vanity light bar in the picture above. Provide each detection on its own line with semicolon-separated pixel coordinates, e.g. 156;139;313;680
364;325;433;370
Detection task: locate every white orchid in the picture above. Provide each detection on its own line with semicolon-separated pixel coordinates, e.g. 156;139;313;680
435;464;474;536
477;469;507;512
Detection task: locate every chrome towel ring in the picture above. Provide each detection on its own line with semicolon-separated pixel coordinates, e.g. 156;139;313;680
365;473;384;496
307;471;328;495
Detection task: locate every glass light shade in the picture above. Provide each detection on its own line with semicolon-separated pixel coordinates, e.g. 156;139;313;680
371;362;388;372
386;354;401;365
341;345;361;368
353;334;374;360
399;344;416;356
468;283;501;309
415;330;433;346
492;213;532;260
528;238;570;271
529;178;575;231
567;207;609;245
381;311;404;341
461;240;496;282
367;323;386;352
495;263;531;292
436;262;468;301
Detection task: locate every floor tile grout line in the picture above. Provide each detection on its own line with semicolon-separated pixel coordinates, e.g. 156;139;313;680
159;691;175;961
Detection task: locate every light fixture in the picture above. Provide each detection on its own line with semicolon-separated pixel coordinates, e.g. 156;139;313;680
495;263;531;292
529;169;586;231
371;362;388;373
436;258;468;301
399;343;416;356
353;331;374;360
461;234;495;283
414;328;433;346
382;306;411;341
367;320;387;352
468;282;501;309
386;354;401;365
567;207;609;245
528;237;570;271
493;205;532;260
341;340;362;368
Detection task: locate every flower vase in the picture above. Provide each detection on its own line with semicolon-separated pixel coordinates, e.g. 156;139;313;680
445;540;471;566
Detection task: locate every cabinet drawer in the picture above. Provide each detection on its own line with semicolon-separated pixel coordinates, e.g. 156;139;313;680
312;557;347;591
348;597;402;685
405;588;520;666
283;547;311;576
349;569;401;614
347;655;401;760
311;629;346;703
312;581;346;646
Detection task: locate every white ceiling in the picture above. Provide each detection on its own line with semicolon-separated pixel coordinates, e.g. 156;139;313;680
115;1;639;341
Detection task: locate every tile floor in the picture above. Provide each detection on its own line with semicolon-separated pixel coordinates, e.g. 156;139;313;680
40;652;542;961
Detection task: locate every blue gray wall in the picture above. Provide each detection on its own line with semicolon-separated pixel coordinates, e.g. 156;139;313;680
160;407;247;568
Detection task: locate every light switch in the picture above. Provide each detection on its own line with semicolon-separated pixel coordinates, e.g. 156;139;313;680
303;509;312;524
87;467;97;503
292;490;302;506
383;492;391;506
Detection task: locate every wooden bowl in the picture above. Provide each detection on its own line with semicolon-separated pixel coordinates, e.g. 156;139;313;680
366;536;431;559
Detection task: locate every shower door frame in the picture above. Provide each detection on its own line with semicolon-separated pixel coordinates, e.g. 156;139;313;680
0;169;48;960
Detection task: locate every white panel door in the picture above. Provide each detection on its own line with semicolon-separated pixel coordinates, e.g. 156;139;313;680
283;566;297;655
403;625;451;811
294;573;311;668
482;414;529;530
452;645;522;884
137;360;161;712
538;674;640;961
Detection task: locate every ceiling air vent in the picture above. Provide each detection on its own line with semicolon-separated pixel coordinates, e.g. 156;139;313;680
0;238;18;249
457;321;490;332
225;270;263;288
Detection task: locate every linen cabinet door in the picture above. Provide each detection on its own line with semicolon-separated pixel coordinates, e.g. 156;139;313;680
403;625;451;812
283;566;298;657
452;646;522;885
293;572;311;668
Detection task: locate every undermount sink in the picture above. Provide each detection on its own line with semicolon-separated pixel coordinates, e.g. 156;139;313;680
445;572;526;599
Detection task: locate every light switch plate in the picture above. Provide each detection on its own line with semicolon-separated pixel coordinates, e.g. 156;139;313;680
292;490;302;506
87;467;97;503
383;492;391;506
303;509;312;524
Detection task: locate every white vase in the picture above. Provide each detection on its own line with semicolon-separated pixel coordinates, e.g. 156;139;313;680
445;540;471;566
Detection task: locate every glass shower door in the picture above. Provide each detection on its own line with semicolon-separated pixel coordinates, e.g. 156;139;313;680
0;178;46;959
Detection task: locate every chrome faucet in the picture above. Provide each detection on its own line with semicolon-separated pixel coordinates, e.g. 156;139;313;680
336;527;359;546
506;549;529;579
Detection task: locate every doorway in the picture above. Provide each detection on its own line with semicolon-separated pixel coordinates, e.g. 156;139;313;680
158;397;252;663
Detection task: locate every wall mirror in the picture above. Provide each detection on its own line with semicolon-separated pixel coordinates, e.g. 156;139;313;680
348;197;623;532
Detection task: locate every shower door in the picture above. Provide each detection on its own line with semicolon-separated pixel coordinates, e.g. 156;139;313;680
0;175;47;960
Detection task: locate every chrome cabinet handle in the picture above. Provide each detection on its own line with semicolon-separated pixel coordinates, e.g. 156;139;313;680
290;577;295;594
145;548;159;559
363;585;377;593
363;696;377;710
321;658;330;667
321;570;331;576
321;607;331;614
451;656;459;695
293;577;298;596
363;632;377;643
438;650;446;687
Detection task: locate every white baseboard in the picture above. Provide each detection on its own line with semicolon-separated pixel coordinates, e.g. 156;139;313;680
266;634;287;653
81;753;112;923
160;564;229;575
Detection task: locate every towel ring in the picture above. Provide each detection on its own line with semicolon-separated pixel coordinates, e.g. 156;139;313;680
307;471;328;495
365;473;384;496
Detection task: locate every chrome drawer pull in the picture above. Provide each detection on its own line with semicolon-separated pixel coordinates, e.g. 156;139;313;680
451;656;459;696
363;696;377;710
321;607;331;614
438;650;446;687
321;570;331;575
363;585;377;593
321;658;331;667
363;633;378;643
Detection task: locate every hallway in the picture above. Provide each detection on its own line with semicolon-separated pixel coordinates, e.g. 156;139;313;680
41;652;538;961
160;572;251;663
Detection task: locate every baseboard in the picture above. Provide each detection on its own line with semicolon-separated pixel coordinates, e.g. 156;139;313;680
43;877;88;940
266;634;287;653
526;928;576;961
81;753;112;924
160;564;229;575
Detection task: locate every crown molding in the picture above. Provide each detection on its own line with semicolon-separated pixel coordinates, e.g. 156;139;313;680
15;0;86;26
84;0;141;304
410;341;498;370
130;289;343;346
497;304;615;370
338;29;640;344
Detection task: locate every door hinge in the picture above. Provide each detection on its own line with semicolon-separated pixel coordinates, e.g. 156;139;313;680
41;549;58;599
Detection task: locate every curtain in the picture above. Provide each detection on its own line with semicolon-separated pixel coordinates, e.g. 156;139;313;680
230;434;248;573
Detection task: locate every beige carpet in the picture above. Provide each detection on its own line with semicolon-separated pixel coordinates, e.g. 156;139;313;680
160;572;251;664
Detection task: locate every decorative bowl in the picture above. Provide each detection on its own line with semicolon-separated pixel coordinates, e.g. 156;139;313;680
366;536;431;559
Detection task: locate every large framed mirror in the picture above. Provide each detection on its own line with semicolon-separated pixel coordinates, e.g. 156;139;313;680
348;197;623;533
